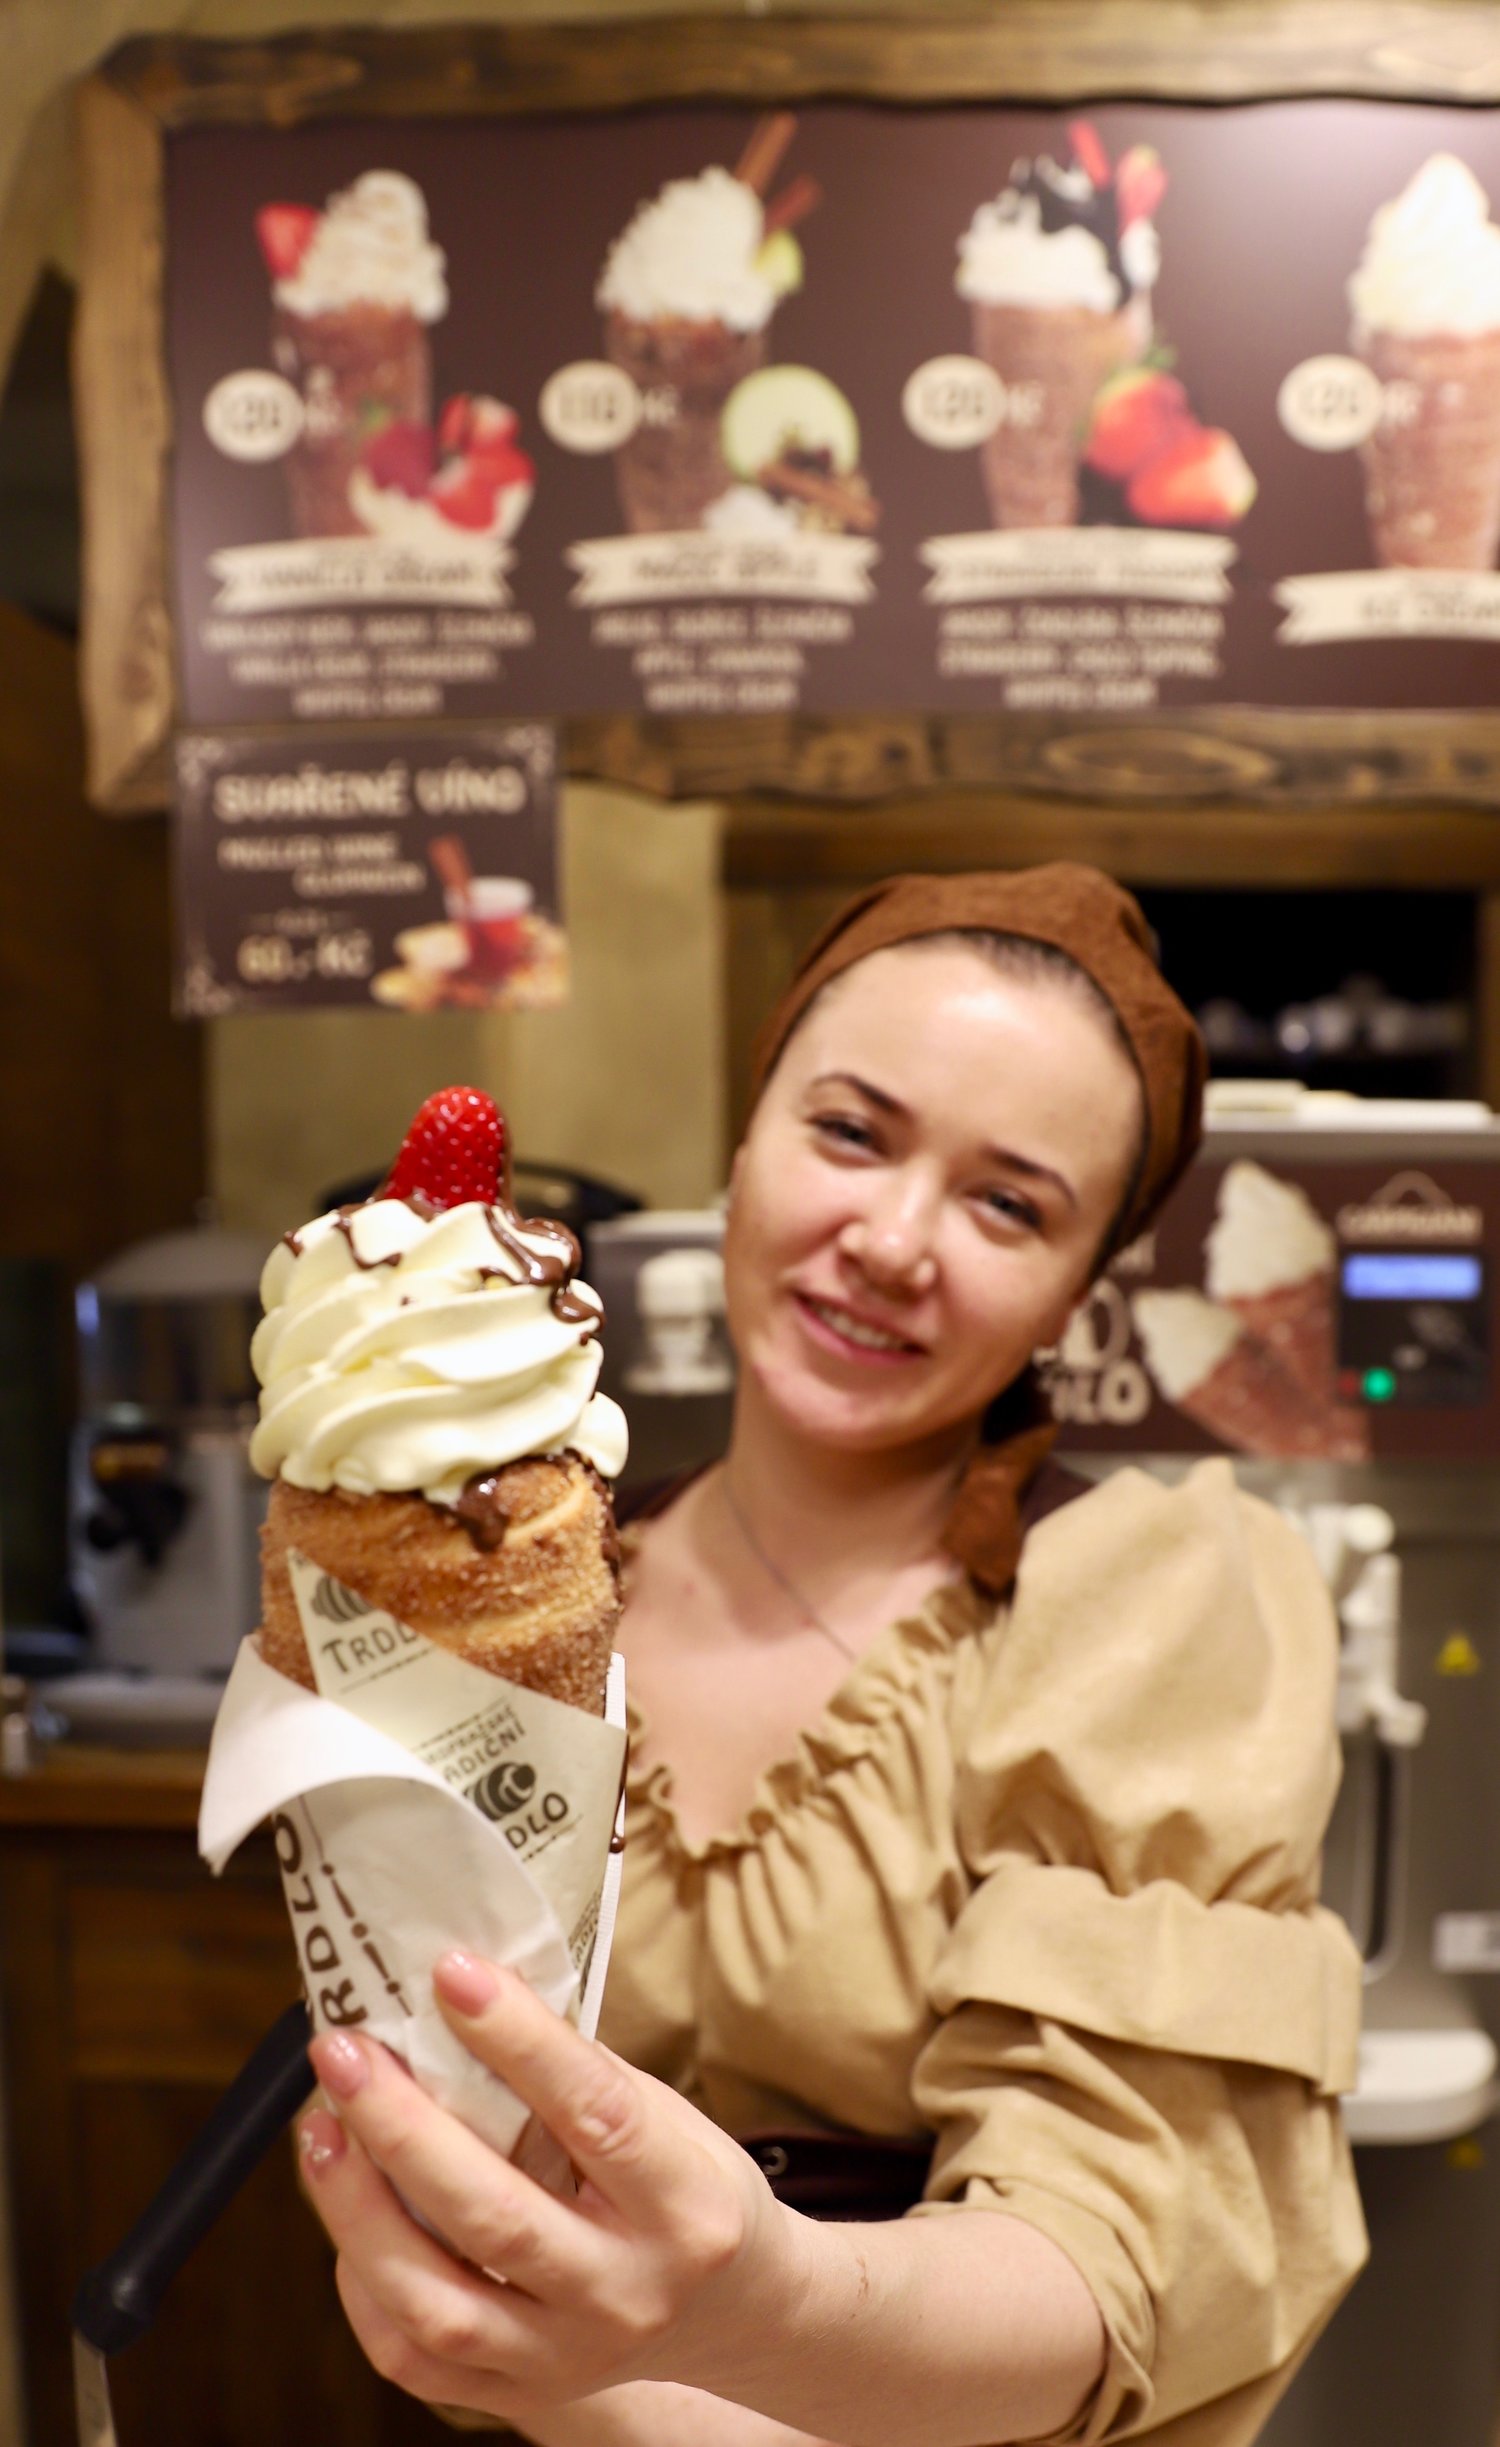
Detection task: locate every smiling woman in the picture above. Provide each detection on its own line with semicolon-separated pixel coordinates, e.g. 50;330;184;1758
300;865;1366;2447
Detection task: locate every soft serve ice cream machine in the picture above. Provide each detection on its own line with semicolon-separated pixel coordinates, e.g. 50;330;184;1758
1048;1095;1500;2447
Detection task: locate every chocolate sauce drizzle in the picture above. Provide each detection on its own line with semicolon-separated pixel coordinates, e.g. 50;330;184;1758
453;1472;510;1552
332;1203;402;1271
1007;155;1130;296
326;1174;600;1337
480;1186;604;1336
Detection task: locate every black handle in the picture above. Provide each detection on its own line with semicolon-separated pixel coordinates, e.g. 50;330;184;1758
72;2000;314;2356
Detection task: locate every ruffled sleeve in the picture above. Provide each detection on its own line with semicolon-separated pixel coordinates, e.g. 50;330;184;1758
909;1459;1368;2443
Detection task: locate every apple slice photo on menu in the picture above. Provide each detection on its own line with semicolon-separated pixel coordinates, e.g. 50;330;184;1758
712;364;879;537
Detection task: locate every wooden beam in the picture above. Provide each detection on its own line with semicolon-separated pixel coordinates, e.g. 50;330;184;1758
100;9;1500;119
723;794;1500;889
74;75;173;812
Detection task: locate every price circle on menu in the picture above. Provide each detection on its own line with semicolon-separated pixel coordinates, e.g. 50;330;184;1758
1276;354;1384;451
539;361;643;454
902;355;1006;450
203;370;304;462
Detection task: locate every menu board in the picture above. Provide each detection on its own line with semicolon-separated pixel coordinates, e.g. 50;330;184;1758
165;99;1500;724
173;725;561;1016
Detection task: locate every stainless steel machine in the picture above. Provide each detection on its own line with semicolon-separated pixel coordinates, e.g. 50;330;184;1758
62;1224;271;1739
1047;1089;1500;2447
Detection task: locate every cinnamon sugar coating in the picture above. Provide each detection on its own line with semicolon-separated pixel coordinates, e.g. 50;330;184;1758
259;1453;619;1714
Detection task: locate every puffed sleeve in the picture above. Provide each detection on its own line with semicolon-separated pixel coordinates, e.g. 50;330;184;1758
908;1459;1369;2445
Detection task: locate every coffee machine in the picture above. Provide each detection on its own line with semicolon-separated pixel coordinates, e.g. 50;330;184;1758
62;1225;271;1739
1047;1089;1500;2447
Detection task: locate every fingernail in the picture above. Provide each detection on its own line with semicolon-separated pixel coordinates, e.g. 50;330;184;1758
298;2109;346;2175
308;2031;370;2099
434;1949;502;2015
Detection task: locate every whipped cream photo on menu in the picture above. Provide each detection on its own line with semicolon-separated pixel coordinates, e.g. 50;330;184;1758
1347;154;1500;572
930;119;1256;539
591;114;877;543
200;1086;630;2160
255;169;536;551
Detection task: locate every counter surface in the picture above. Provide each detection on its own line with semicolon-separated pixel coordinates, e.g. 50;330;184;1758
0;1740;205;1830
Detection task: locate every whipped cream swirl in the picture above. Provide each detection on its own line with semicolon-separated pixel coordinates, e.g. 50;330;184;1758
597;165;776;331
249;1196;627;1503
957;156;1158;312
1349;155;1500;340
275;170;449;323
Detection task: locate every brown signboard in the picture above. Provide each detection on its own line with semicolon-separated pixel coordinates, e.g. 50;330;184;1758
173;725;561;1016
163;99;1500;728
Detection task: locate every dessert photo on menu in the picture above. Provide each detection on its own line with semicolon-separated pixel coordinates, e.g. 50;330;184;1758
1347;154;1500;573
593;113;878;542
261;168;536;553
942;119;1256;538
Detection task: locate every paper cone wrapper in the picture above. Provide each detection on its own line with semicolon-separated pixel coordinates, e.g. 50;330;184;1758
1357;323;1500;569
970;296;1148;528
199;1551;628;2163
1180;1335;1370;1464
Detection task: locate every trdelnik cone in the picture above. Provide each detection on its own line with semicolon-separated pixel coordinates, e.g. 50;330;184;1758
1132;1288;1369;1466
200;1085;631;2161
1205;1160;1344;1415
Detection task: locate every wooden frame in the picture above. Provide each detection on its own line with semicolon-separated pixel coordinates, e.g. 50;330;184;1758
76;5;1500;813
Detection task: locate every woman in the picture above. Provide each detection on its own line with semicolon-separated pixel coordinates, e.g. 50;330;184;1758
297;865;1367;2447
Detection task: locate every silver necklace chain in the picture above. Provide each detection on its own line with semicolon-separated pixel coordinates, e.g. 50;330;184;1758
721;1473;862;1667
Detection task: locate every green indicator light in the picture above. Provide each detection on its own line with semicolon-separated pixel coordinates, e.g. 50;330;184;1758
1363;1368;1398;1403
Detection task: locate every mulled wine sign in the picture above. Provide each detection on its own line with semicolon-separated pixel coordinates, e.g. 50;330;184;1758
172;725;561;1016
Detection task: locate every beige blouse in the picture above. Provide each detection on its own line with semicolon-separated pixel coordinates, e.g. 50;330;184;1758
597;1459;1369;2446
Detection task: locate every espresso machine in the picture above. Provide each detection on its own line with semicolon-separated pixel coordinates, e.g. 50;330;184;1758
62;1224;271;1741
1047;1088;1500;2447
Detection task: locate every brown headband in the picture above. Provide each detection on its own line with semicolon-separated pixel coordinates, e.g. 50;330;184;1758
745;864;1207;1591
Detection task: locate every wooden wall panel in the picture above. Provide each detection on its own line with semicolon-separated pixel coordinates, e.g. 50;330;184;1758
0;603;205;1271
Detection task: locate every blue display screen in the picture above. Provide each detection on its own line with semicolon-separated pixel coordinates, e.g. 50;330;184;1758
1342;1254;1484;1301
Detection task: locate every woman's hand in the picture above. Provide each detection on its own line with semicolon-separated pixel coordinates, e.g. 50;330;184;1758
298;1950;806;2426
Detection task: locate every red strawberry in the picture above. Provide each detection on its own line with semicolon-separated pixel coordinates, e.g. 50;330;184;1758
383;1087;507;1209
360;419;436;497
1084;367;1192;481
481;439;536;492
439;393;521;460
255;204;321;282
1067;119;1112;190
1115;144;1168;228
430;454;502;530
1127;426;1257;527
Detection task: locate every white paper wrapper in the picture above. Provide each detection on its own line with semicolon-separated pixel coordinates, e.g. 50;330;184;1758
199;1551;627;2161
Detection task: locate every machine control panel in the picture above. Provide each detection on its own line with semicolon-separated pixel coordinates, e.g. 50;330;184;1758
1337;1251;1489;1407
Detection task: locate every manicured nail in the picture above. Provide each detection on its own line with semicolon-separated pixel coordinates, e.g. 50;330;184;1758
435;1949;502;2015
308;2031;370;2099
298;2109;346;2174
